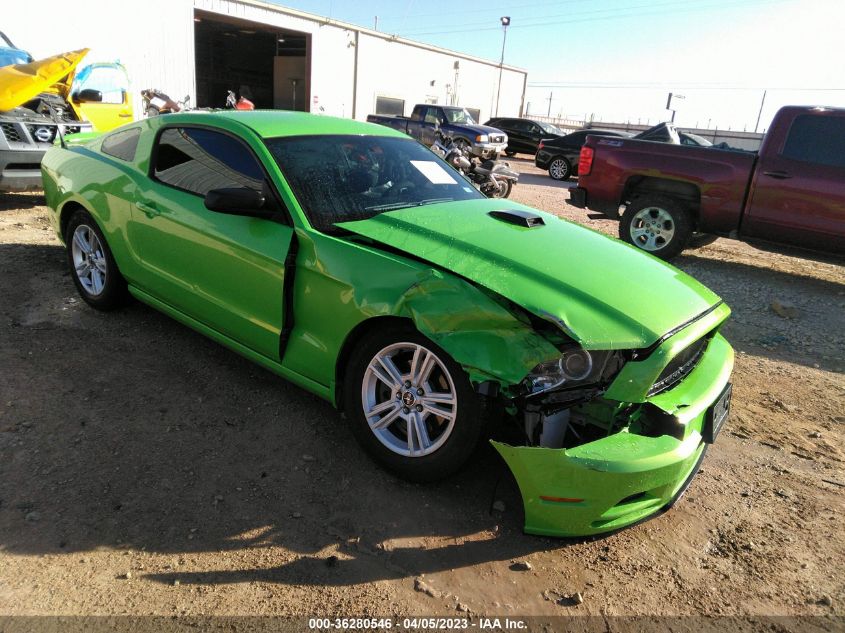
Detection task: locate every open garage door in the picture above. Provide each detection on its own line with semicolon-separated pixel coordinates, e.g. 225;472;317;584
194;10;310;111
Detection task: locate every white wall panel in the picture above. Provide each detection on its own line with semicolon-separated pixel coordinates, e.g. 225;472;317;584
4;0;526;124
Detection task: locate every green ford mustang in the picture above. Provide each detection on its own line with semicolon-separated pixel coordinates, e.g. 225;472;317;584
41;111;734;537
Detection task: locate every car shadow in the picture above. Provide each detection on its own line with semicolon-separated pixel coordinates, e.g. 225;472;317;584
0;243;586;589
0;192;45;211
515;173;576;189
672;252;845;374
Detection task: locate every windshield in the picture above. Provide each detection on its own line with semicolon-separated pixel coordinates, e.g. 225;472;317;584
443;108;477;125
0;47;32;67
681;132;713;147
265;135;484;233
537;121;561;134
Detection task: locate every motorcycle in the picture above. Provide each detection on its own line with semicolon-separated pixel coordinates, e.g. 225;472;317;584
225;90;255;110
141;89;190;117
432;128;518;198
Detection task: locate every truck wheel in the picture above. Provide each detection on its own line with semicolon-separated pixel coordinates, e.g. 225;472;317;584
620;196;693;260
548;157;571;180
343;324;482;483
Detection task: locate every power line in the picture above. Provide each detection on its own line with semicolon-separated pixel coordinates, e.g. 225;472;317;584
392;0;788;37
527;83;845;91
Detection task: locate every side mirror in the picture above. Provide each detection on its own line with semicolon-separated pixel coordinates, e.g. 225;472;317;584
73;89;103;103
204;187;270;217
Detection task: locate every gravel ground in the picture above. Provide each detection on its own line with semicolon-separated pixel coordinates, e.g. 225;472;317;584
0;159;843;625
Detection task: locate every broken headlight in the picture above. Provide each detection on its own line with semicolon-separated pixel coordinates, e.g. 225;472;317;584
524;348;622;396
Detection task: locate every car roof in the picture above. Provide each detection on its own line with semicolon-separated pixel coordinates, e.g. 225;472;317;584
160;110;410;139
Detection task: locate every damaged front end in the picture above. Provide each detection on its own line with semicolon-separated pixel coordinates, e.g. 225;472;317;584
491;301;733;537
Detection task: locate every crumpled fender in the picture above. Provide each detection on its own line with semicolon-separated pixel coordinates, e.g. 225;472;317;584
393;269;560;387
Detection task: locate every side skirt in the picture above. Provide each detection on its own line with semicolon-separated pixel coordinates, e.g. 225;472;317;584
128;285;332;402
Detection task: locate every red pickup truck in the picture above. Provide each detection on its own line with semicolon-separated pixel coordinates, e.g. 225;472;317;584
568;106;845;259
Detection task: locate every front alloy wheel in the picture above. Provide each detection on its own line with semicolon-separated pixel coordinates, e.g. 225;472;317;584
344;325;482;482
362;342;458;458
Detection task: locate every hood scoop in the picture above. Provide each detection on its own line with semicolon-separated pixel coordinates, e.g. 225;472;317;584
488;209;545;228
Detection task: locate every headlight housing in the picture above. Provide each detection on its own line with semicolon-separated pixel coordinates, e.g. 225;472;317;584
524;348;622;395
475;134;488;143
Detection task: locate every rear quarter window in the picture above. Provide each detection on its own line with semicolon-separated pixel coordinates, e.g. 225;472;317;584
782;114;845;168
101;127;141;162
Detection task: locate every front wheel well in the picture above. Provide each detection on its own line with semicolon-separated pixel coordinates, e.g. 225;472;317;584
333;316;415;409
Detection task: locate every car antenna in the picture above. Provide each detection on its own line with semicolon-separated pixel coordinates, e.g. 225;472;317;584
46;102;67;149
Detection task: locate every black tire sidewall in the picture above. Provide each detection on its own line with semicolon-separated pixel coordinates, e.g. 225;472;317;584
342;324;483;483
619;196;693;260
548;157;570;180
65;209;127;310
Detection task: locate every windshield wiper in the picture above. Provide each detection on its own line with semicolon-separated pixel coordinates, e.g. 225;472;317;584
365;202;413;211
416;198;453;206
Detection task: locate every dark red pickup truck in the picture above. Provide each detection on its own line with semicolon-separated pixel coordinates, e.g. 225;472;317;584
568;106;845;259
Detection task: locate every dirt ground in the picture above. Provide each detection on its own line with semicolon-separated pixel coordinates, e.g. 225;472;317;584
0;158;843;626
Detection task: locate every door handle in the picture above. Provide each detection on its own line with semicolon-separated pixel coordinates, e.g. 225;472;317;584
762;170;792;179
136;200;160;218
118;113;132;118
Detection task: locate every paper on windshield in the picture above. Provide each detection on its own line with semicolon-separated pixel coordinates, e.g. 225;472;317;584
410;160;458;185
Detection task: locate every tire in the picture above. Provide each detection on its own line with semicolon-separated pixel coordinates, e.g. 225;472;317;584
619;196;693;260
65;209;128;310
504;150;517;157
548;157;571;180
343;324;482;483
488;179;513;199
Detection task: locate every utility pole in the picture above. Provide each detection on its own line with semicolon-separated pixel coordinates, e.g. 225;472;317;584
546;91;553;116
374;16;378;30
666;92;684;122
754;89;767;133
494;16;510;117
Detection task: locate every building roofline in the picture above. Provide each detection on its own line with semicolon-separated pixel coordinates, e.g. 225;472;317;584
199;0;527;75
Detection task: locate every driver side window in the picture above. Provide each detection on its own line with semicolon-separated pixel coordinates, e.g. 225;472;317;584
153;127;267;199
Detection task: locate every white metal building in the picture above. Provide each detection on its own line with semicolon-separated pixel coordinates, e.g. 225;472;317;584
7;0;527;123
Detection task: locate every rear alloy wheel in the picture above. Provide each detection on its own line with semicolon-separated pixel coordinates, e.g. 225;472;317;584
548;157;571;180
344;325;481;482
619;196;693;260
66;209;127;310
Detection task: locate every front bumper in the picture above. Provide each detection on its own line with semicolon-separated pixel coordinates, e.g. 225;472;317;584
0;148;46;192
473;142;507;159
494;313;734;537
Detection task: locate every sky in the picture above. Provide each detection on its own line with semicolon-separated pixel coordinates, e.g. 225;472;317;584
270;0;844;131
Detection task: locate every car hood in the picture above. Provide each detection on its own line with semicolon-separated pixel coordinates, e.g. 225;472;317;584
338;199;721;349
0;48;89;111
455;123;506;136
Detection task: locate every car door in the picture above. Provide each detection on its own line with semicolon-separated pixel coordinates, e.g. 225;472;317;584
69;63;133;132
508;120;532;153
418;106;443;146
743;112;845;253
130;125;294;360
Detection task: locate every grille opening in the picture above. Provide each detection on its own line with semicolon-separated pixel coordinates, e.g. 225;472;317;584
1;123;22;142
648;333;713;396
617;491;648;506
4;163;42;171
